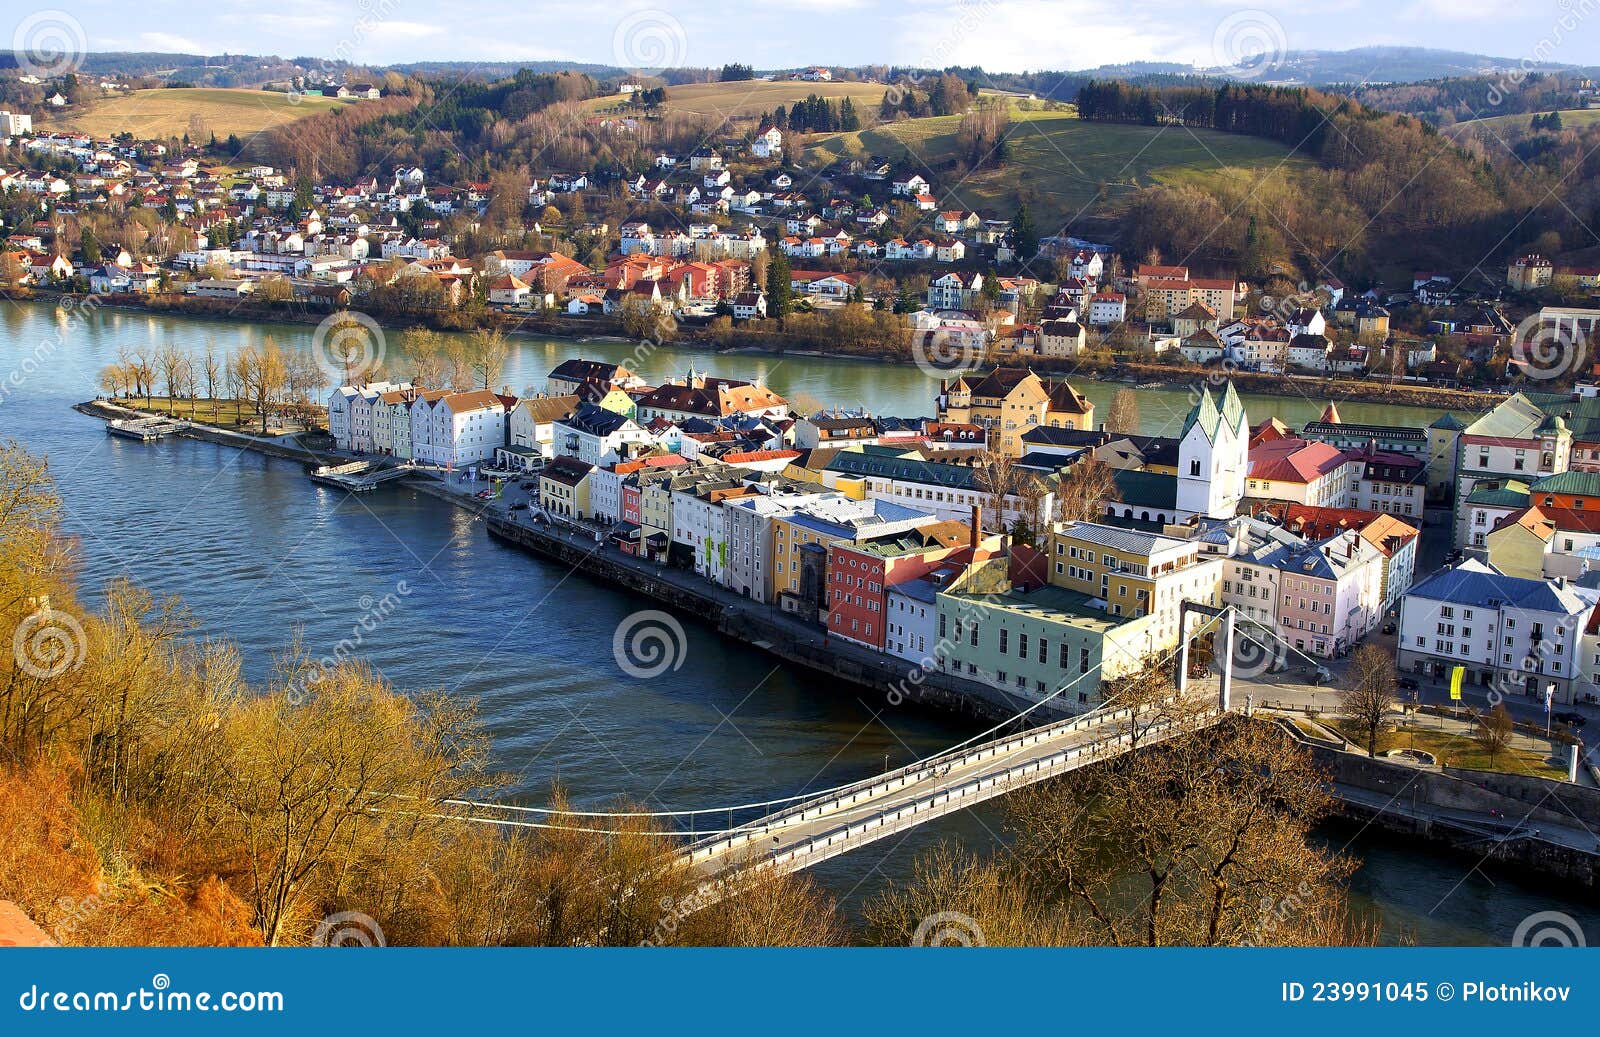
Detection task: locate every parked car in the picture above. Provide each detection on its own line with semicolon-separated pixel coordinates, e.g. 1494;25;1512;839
1553;711;1586;728
1382;622;1397;635
509;502;528;511
1398;676;1420;690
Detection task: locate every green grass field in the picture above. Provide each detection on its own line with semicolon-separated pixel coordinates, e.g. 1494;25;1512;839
803;106;1309;233
1445;107;1600;139
590;79;890;120
44;87;347;141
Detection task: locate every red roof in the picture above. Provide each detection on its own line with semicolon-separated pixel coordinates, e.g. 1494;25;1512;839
1248;438;1351;484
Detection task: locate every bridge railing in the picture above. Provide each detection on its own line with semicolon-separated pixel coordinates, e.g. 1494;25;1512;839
684;702;1138;860
689;700;1208;867
750;707;1220;876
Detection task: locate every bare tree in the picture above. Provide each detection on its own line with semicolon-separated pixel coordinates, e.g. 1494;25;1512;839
467;327;509;391
1053;454;1121;525
873;719;1372;947
1339;644;1396;756
201;340;221;403
236;340;288;434
1475;703;1515;768
1105;389;1140;435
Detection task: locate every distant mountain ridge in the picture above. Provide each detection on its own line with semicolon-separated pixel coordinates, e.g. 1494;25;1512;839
14;45;1591;90
1193;45;1581;86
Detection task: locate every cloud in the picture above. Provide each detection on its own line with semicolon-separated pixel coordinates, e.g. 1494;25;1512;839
135;32;208;53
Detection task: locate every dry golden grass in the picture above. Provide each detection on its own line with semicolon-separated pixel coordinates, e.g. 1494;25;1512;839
42;87;347;141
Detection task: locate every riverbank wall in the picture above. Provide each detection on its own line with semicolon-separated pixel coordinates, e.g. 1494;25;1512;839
482;513;1075;727
1278;721;1600;887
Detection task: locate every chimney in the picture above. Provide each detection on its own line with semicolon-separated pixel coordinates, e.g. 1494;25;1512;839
970;504;982;550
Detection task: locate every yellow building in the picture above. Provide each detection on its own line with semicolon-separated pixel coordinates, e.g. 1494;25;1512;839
1046;521;1222;647
938;367;1094;457
538;456;593;520
1484;505;1554;580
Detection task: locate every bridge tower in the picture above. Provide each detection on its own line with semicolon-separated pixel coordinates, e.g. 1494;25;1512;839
1177;602;1235;713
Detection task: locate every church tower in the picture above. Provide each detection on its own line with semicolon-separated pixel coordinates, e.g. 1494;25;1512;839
1177;382;1249;519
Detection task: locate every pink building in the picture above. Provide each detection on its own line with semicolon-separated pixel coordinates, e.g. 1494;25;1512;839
1268;529;1386;657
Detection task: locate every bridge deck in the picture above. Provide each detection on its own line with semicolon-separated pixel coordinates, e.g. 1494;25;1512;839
686;700;1220;880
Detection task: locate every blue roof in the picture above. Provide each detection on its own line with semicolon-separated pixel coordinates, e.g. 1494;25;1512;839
1406;558;1586;614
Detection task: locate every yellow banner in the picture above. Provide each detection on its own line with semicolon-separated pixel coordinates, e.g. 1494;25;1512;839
1449;666;1464;701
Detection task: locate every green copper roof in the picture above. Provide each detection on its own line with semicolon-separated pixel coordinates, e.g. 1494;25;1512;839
1428;412;1465;431
1182;382;1247;443
1531;470;1600;497
1110;468;1178;509
1465;479;1531;507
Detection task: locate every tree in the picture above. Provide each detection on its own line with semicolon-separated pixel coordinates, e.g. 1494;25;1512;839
1009;202;1038;262
466;327;509;391
1475;703;1515;768
201;340;222;402
1105;389;1140;435
156;343;186;415
871;719;1372;946
236;340;289;434
1339;644;1396;757
1053;454;1120;524
766;249;793;318
78;226;101;265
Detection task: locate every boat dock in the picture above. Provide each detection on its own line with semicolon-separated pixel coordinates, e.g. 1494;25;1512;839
308;459;415;492
106;417;187;441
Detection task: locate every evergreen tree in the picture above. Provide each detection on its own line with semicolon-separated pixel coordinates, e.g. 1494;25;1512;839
839;96;860;131
1010;203;1039;261
766;250;793;318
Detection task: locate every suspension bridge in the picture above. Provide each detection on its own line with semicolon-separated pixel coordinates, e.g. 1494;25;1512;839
423;604;1280;881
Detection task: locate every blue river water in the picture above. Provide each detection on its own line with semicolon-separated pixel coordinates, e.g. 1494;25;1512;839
0;299;1593;943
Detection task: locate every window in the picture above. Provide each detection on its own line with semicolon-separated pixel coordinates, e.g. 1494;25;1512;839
1019;634;1029;659
998;629;1008;653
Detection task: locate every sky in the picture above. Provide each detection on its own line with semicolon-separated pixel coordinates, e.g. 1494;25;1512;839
29;0;1600;74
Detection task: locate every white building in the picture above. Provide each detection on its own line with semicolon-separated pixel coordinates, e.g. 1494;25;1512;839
1397;560;1594;705
413;390;507;468
553;403;653;466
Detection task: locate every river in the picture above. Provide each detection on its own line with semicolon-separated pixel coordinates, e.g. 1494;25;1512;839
1;299;1592;944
